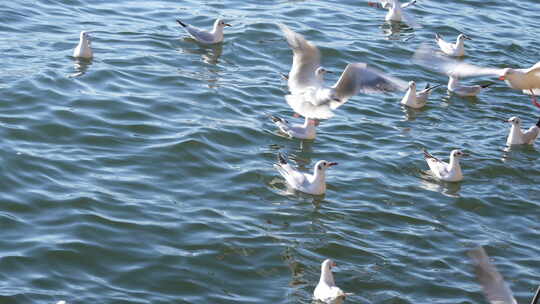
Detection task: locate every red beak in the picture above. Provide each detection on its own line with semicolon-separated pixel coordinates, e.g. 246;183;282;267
498;76;505;80
328;162;338;167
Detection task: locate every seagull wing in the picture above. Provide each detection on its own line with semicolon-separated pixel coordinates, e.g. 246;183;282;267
275;162;306;188
401;0;417;8
522;125;540;144
185;25;215;43
424;149;449;179
332;63;408;104
468;247;518;304
414;45;502;77
279;24;322;94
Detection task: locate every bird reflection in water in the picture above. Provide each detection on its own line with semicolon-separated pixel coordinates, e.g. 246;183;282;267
70;57;93;78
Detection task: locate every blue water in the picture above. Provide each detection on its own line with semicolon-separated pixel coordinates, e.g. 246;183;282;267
0;0;539;303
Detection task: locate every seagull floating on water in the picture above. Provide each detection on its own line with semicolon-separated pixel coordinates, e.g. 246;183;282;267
435;33;471;57
368;0;418;26
176;18;231;44
314;259;353;304
414;46;540;107
400;81;441;108
274;153;337;195
423;149;467;182
269;115;317;140
468;246;540;304
73;31;93;59
505;116;540;145
448;74;492;97
279;24;407;119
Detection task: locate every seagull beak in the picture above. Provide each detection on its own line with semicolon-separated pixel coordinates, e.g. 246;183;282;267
499;76;506;81
328;162;338;167
326;71;334;74
505;119;511;123
464;35;472;40
331;261;337;267
462;153;469;157
225;23;232;27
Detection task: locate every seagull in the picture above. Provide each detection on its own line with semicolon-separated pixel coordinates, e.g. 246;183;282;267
368;0;418;26
448;74;492;97
314;259;353;304
279;24;407;119
423;149;467;182
274;153;337;195
176;18;231;44
505;116;540;145
400;81;441;108
73;31;93;59
269;115;317;140
435;33;471;57
468;246;540;304
413;46;540;107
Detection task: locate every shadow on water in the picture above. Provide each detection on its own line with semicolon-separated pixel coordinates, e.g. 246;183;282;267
501;143;537;162
381;21;415;40
181;38;224;65
418;171;462;197
70;57;93;78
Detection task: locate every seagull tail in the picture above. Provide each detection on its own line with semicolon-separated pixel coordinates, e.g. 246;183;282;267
536;118;540;128
435;33;442;41
480;83;493;89
277;152;288;165
176;19;187;27
426;84;442;92
423;148;435;160
280;73;289;81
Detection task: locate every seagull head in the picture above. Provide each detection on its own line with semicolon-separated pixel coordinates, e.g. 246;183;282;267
451;150;468;158
215;19;231;28
315;67;332;81
506;116;521;126
458;34;472;41
408;81;416;90
80;31;92;41
315;160;338;172
498;68;514;81
322;259;337;271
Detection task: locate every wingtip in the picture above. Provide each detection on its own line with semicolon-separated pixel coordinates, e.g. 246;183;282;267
536;118;540;128
435;33;441;41
531;285;540;304
480;83;494;89
423;148;433;159
176;19;187;27
277;152;287;165
269;114;282;123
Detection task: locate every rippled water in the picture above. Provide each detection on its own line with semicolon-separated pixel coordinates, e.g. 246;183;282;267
1;0;539;303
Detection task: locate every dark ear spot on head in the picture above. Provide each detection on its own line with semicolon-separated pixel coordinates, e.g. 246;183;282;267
318;165;322;170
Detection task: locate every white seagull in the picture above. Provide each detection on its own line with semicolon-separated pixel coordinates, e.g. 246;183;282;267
280;24;407;119
73;31;93;59
400;81;441;108
435;33;471;57
274;153;337;195
448;74;492;97
269;115;317;140
368;0;418;25
176;18;231;44
314;259;352;304
423;149;467;182
413;46;540;107
505;116;540;145
468;246;540;304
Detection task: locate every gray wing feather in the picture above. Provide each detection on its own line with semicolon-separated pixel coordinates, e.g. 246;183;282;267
279;24;322;93
186;26;215;43
414;45;502;77
522;126;539;144
468;247;518;304
333;63;408;101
